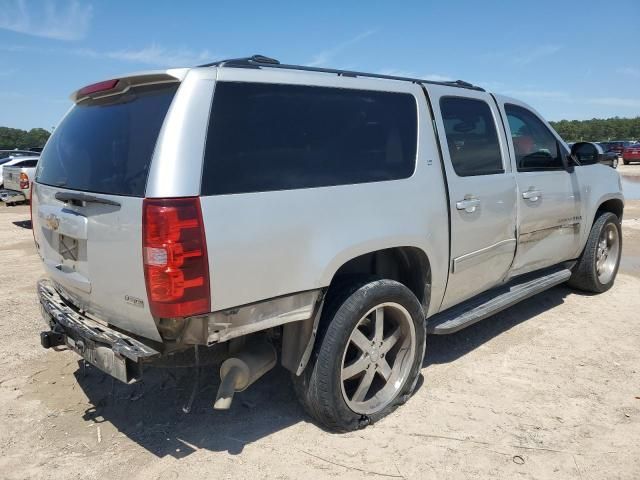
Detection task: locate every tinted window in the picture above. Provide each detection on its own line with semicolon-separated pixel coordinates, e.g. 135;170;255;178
37;83;178;196
505;104;562;172
15;159;38;167
201;82;417;195
440;97;503;176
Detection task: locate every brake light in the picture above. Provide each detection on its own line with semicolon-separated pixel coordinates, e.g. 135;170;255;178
143;197;210;318
77;79;119;98
19;172;29;189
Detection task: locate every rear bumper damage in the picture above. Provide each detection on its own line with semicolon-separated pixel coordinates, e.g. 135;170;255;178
38;279;160;383
37;278;326;409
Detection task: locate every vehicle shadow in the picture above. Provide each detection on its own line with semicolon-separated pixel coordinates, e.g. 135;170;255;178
73;285;578;459
424;285;574;366
75;360;306;458
12;220;32;229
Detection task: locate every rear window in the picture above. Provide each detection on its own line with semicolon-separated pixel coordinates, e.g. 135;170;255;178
15;159;38;168
36;83;178;197
201;82;417;195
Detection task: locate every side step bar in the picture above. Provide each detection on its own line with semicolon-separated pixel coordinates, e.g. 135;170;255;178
428;267;572;335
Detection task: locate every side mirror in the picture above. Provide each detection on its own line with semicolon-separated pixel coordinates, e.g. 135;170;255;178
571;141;602;166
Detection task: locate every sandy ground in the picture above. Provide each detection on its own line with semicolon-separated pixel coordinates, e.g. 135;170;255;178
619;163;640;177
1;182;639;479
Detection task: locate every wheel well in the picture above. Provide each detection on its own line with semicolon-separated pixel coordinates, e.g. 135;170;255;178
331;247;431;312
597;199;624;221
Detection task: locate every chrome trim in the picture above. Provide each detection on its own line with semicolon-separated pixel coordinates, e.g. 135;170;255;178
452;238;516;274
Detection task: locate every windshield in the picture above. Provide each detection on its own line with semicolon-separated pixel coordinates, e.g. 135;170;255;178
36;83;178;197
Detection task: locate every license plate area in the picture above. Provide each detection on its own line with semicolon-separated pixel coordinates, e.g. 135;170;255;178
66;335;139;383
58;234;79;261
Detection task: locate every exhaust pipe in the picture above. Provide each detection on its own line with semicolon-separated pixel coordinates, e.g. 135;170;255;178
213;341;276;410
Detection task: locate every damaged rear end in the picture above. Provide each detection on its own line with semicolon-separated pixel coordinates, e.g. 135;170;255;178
34;69;190;381
34;66;322;406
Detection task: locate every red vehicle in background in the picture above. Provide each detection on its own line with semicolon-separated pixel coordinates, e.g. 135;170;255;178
602;141;635;159
623;143;640;165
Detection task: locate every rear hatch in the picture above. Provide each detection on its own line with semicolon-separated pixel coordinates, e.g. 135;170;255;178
32;74;183;341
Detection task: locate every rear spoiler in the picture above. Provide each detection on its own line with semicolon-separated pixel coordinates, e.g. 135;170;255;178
70;68;188;104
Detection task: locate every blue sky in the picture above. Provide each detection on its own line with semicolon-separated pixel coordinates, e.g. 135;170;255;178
1;0;639;131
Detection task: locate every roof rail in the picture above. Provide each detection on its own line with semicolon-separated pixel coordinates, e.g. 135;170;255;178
198;54;484;92
198;55;280;68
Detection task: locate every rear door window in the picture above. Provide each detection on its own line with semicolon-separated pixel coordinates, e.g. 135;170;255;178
36;83;178;197
439;97;503;176
201;82;417;195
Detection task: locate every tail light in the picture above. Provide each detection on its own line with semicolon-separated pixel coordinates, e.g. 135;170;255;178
143;197;210;318
19;172;29;190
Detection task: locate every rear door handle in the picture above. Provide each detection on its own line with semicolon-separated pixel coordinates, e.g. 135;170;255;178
522;189;542;201
456;197;480;213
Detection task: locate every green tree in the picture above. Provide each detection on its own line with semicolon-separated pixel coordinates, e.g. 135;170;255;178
549;117;640;142
0;127;51;150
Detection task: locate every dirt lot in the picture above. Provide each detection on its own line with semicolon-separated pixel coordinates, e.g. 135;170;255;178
1;175;639;479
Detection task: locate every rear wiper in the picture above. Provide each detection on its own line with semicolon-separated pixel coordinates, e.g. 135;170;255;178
55;191;121;207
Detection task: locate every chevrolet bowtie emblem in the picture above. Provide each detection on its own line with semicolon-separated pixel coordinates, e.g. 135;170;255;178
45;213;60;231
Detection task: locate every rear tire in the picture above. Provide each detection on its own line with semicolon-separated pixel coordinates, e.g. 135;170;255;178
567;212;621;293
293;278;426;432
612;158;618;169
623;160;630;165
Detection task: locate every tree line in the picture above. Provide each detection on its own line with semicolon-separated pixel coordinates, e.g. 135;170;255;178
0;127;51;150
549;117;640;142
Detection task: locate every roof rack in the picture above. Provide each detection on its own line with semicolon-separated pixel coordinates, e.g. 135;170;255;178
198;54;485;92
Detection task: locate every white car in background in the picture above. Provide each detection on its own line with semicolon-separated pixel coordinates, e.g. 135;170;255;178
0;156;39;204
0;155;40;188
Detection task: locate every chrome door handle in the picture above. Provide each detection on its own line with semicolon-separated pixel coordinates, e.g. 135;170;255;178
456;197;480;213
522;189;542;201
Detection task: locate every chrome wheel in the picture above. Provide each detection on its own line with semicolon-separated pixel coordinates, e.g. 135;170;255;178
340;302;416;415
596;223;620;284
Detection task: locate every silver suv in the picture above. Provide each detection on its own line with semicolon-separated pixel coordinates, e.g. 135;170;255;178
34;55;623;432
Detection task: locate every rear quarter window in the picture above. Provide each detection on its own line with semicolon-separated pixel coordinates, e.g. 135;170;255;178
201;82;418;195
36;83;178;197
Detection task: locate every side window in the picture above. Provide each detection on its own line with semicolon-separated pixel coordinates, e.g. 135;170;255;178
201;82;417;195
440;96;503;177
505;104;562;172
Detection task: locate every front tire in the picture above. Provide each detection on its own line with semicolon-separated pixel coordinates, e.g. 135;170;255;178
293;279;426;432
568;212;621;293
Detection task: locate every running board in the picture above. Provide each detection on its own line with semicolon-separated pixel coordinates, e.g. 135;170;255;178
428;267;572;335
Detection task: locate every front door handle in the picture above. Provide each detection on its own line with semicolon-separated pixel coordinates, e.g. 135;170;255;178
456;197;480;213
522;188;542;202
